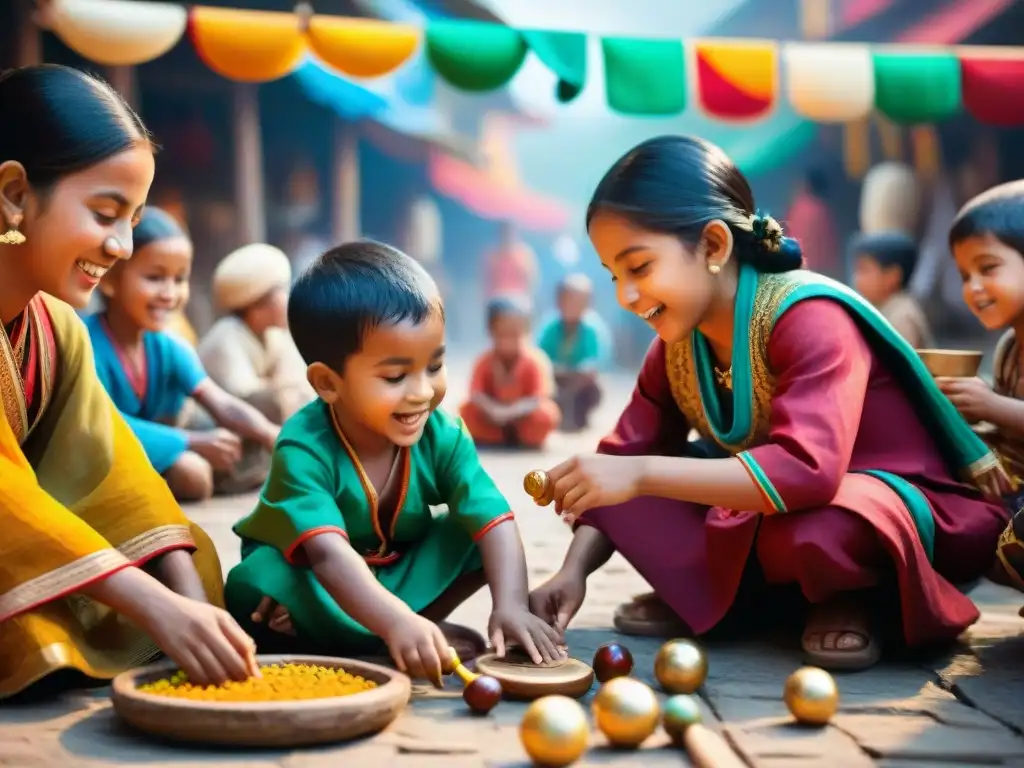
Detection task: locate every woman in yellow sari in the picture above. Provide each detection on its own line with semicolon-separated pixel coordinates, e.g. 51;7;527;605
0;64;257;699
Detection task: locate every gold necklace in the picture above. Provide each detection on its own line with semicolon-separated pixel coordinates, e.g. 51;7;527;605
714;366;733;390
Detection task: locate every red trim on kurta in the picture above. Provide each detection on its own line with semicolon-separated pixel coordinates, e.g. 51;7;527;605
284;525;349;564
473;511;514;541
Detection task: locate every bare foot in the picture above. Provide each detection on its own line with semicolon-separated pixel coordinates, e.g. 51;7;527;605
801;596;879;670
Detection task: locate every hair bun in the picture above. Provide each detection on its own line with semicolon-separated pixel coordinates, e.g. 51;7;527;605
747;213;803;272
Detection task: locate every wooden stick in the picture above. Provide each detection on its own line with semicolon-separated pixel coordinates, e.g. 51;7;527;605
684;724;747;768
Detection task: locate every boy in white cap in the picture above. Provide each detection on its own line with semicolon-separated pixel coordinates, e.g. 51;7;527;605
197;244;315;492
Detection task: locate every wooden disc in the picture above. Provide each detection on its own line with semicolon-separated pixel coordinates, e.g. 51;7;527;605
110;655;410;747
474;652;594;700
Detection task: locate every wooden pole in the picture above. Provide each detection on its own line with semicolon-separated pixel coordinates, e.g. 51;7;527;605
233;83;266;245
107;66;138;110
16;0;42;67
331;119;360;244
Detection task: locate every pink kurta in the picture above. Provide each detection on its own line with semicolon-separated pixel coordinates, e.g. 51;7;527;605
581;299;1007;647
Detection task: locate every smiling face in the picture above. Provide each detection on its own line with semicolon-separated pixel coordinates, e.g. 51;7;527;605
0;146;154;310
952;232;1024;331
588;210;720;345
312;310;448;449
103;234;193;332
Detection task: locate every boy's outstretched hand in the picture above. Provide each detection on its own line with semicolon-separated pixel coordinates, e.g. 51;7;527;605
488;605;567;665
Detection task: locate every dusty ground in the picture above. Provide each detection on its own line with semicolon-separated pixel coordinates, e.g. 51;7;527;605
3;367;1024;767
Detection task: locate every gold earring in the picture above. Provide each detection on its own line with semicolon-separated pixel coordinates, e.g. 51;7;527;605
707;263;721;275
0;228;25;245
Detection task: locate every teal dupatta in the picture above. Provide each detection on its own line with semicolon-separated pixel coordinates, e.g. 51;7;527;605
689;264;1001;561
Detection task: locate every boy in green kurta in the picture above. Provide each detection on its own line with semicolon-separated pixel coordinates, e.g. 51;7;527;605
224;240;564;685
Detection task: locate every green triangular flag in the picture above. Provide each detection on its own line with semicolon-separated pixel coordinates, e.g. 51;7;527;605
601;37;686;116
873;52;962;124
522;30;587;103
426;20;528;92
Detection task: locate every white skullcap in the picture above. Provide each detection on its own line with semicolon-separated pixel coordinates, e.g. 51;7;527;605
213;243;292;311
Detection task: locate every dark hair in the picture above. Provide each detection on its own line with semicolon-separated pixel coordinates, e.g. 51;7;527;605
288;239;441;371
850;231;919;288
586;135;803;274
949;180;1024;257
487;294;531;329
134;207;186;251
0;64;150;190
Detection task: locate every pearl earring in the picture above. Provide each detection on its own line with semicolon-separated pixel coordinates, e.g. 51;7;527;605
707;263;721;275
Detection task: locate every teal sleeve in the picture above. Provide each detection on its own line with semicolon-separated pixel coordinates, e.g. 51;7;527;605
536;318;560;362
233;439;346;563
433;414;513;539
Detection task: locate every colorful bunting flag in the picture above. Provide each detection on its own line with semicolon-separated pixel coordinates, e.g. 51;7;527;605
425;20;527;92
521;31;587;103
188;7;306;82
306;17;419;79
49;0;187;66
872;52;962;124
785;43;873;123
695;41;777;122
960;55;1024;127
601;37;686;116
35;0;1024;129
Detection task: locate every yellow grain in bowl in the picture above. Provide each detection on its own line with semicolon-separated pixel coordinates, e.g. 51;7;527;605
138;663;378;702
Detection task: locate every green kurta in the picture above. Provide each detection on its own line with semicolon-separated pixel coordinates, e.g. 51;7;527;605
224;400;512;652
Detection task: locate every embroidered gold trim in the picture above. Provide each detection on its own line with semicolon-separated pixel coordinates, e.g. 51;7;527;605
328;405;411;557
0;548;130;621
0;314;29;444
117;524;195;562
665;271;807;454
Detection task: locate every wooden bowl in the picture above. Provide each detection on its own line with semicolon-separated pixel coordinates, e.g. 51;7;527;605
916;349;983;378
111;655;410;747
474;652;595;700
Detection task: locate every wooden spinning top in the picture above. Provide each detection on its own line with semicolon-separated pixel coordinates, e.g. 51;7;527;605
524;470;554;506
448;648;502;715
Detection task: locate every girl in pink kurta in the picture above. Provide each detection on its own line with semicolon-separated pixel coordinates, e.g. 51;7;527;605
527;136;1009;671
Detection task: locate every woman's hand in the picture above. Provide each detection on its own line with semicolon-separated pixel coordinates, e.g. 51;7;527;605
142;593;260;685
545;454;646;522
936;377;997;424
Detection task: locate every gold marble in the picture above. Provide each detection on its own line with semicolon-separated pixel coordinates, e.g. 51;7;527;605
519;695;589;767
591;677;660;748
654;639;708;695
783;666;839;726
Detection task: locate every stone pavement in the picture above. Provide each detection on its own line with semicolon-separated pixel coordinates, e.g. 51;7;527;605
3;371;1024;767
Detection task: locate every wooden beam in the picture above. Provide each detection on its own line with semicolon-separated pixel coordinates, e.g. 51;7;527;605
233;83;266;244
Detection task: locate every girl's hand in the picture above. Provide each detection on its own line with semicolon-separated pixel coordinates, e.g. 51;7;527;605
545;454;645;522
936;376;996;424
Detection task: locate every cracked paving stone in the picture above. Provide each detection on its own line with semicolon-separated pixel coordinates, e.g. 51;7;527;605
833;713;1024;761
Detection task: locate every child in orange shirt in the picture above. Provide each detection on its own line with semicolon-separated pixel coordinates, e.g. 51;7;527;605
461;297;560;449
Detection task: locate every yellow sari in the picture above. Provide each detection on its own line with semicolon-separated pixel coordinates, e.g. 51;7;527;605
0;294;224;699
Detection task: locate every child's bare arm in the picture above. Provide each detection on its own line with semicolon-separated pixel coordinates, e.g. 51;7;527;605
303;533;415;635
304;533;450;684
193;379;280;450
476;519;530;610
476;519;563;662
